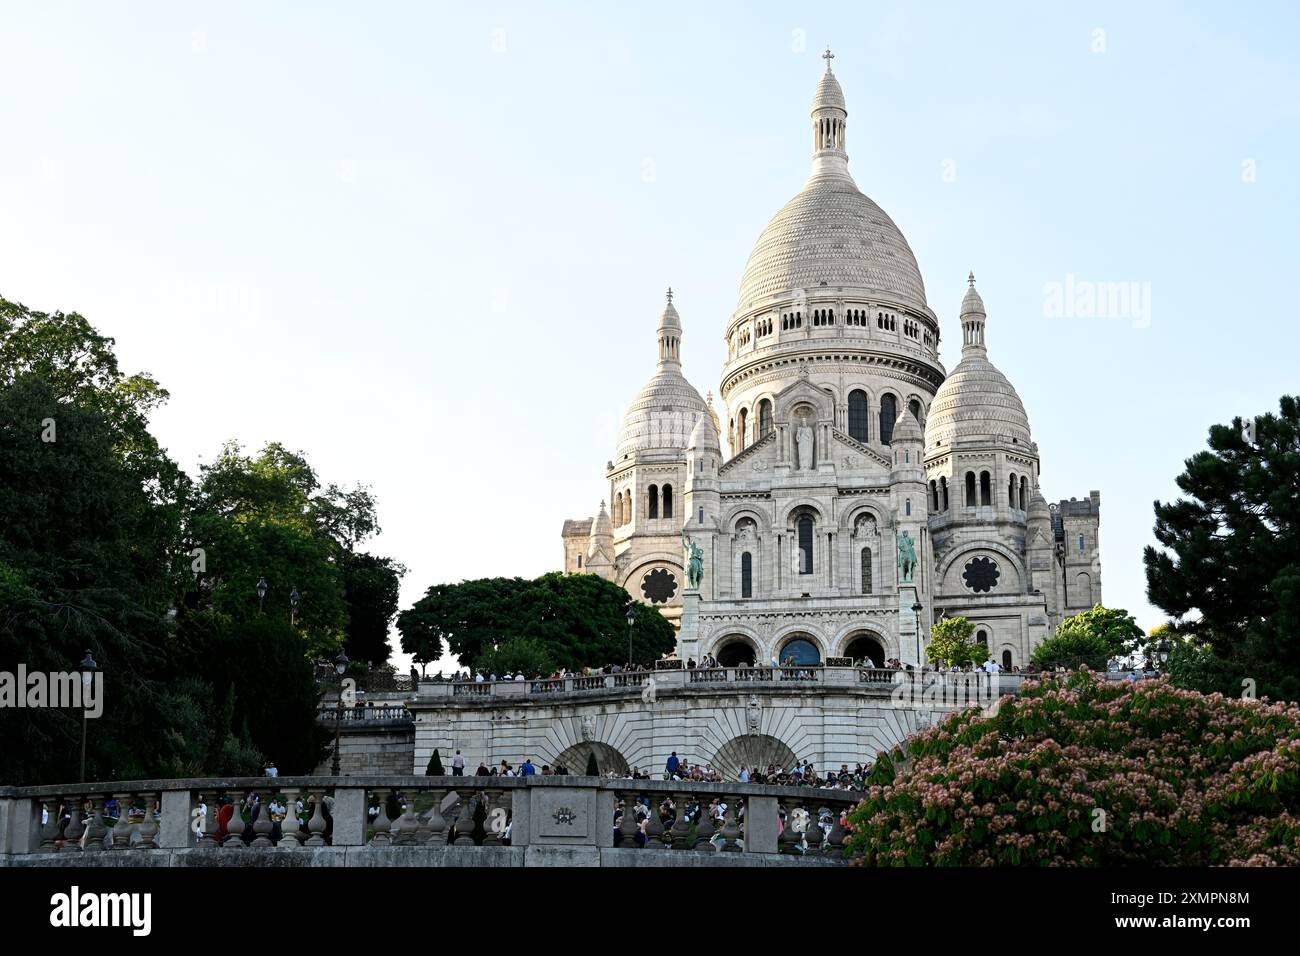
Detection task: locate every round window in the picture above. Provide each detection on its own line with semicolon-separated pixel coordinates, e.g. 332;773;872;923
640;568;678;604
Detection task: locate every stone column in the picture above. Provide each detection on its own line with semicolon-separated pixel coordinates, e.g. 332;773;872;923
330;787;366;846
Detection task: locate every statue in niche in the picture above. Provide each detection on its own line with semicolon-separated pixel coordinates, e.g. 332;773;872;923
854;514;877;539
795;416;814;470
897;530;917;584
682;533;704;589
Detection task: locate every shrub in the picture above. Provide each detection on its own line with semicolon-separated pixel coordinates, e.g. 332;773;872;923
846;670;1300;865
426;749;444;776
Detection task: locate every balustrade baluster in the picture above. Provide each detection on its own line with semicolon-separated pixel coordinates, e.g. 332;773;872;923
84;795;108;852
110;792;133;850
224;791;247;848
720;797;741;852
370;788;392;845
644;795;665;848
425;789;448;847
62;799;85;852
452;789;477;846
824;808;846;856
692;797;715;850
779;800;803;854
251;791;274;848
304;790;328;847
137;793;160;850
618;792;639;847
805;804;824;852
670;793;691;849
481;789;503;846
394;790;420;845
277;789;301;848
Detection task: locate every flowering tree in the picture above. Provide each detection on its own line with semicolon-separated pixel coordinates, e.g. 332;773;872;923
847;671;1300;865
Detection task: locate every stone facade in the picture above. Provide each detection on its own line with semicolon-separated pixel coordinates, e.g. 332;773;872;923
561;53;1101;670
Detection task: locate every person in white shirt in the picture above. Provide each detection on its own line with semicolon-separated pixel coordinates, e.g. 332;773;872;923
738;767;750;783
474;672;484;683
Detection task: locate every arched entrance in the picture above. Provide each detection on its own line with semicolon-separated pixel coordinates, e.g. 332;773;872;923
714;635;757;667
778;633;821;666
709;734;800;780
844;633;886;667
552;741;629;776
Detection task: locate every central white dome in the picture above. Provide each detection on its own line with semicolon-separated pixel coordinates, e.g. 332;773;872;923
736;171;928;315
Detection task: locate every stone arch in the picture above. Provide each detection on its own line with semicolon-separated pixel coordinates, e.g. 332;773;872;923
709;733;800;780
711;633;759;667
780;498;826;527
772;627;825;666
724;504;770;534
619;553;685;606
841;501;889;534
552;741;629;776
834;625;895;664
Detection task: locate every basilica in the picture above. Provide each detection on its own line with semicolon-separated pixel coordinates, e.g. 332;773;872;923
560;53;1101;670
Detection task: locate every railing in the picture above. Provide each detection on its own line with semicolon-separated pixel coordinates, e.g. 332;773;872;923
316;704;412;723
416;668;1027;703
0;777;863;864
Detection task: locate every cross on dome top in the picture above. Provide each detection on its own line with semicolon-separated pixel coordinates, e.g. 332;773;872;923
968;271;976;288
822;46;834;71
666;286;673;303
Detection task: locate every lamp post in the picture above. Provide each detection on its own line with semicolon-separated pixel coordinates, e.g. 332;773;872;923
911;601;923;667
1156;637;1171;672
290;587;300;627
256;576;268;614
626;607;636;668
78;650;97;783
331;650;349;776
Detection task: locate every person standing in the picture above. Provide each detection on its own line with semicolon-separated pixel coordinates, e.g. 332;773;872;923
452;750;465;776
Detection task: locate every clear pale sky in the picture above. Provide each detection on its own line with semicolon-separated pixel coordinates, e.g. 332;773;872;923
2;1;1296;669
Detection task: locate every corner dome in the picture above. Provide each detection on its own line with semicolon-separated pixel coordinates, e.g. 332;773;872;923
925;276;1031;450
616;290;707;460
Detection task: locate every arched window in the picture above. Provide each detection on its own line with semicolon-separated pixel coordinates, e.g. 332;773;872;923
905;498;912;516
1002;649;1012;669
738;408;748;450
614;493;623;526
977;629;988;647
626;490;633;523
797;516;814;574
758;399;772;438
648;484;659;520
861;547;872;594
965;472;976;507
980;471;991;506
848;390;869;442
879;393;897;445
1079;533;1086;554
909;398;922;422
780;636;821;666
941;477;949;511
1020;476;1028;511
930;480;939;511
662;484;673;519
1009;474;1017;508
741;552;753;598
577;553;582;569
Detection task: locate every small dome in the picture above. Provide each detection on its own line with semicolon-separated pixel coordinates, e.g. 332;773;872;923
1027;492;1050;521
616;291;706;460
659;287;681;331
926;277;1031;450
589;500;612;543
813;66;846;112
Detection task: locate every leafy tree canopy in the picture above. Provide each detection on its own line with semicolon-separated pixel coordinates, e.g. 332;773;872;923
398;572;676;671
1031;604;1144;669
925;616;983;668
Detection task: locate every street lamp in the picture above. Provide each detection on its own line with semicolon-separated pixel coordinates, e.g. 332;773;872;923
626;607;636;667
290;587;300;627
256;576;268;613
1156;637;1171;671
331;650;349;776
78;650;97;783
911;601;923;667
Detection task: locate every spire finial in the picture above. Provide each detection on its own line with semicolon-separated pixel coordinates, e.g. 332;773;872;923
666;286;673;304
822;46;835;72
968;271;976;288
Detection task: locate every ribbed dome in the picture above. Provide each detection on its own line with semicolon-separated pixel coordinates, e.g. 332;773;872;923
813;67;845;111
736;175;928;313
688;410;720;453
926;277;1030;450
616;290;707;460
616;371;707;459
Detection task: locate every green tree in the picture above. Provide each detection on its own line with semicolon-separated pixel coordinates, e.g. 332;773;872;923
426;748;444;775
925;616;983;668
474;637;554;678
1144;395;1300;700
341;551;405;666
399;573;676;670
1031;605;1144;670
585;752;600;776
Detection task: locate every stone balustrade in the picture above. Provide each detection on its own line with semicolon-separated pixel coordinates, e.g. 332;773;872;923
420;666;1023;701
0;776;864;867
316;704;413;724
